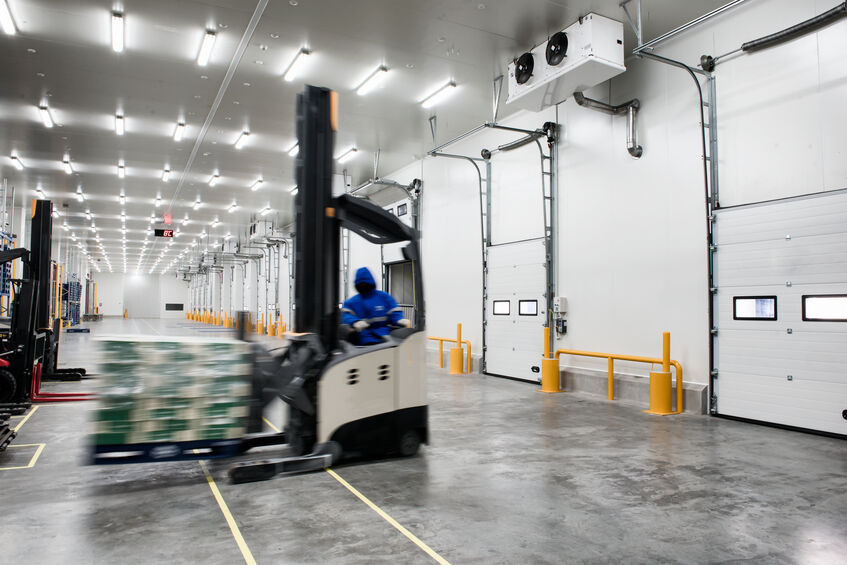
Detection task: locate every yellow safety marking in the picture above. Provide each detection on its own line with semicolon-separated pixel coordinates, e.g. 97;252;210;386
325;468;452;565
262;417;280;432
261;413;448;563
140;319;160;335
0;442;46;471
13;405;39;432
198;459;257;565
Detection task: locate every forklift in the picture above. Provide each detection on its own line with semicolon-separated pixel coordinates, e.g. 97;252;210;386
0;200;91;410
226;86;428;482
89;86;428;482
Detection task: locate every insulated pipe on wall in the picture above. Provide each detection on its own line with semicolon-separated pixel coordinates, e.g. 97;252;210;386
573;92;643;158
700;1;847;71
741;1;847;52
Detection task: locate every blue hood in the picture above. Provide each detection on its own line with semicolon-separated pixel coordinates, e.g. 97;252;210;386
354;267;376;288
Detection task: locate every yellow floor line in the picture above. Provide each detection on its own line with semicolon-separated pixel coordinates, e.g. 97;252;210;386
262;417;279;432
0;442;46;471
325;468;451;565
140;319;161;335
198;459;258;565
13;405;39;432
261;417;450;564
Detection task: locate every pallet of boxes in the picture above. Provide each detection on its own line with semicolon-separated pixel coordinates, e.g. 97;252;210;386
90;335;254;463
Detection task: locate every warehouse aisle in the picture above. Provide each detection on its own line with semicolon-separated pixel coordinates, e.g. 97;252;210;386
1;318;845;564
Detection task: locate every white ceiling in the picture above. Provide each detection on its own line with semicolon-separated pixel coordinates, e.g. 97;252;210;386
0;0;729;274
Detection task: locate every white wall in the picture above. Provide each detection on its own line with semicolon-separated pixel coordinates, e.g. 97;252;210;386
161;274;190;319
91;272;189;318
93;272;124;316
343;1;847;385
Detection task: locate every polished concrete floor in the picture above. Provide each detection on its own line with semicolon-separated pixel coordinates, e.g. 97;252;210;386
1;317;845;564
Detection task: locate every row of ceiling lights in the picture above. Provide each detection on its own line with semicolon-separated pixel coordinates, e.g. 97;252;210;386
2;1;456;274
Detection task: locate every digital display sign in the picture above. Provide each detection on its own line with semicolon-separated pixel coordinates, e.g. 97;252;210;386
155;229;174;238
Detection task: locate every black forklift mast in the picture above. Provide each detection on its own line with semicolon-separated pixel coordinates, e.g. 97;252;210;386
293;86;340;351
30;200;53;333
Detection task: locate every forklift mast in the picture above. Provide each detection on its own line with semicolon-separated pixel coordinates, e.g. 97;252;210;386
29;200;54;332
293;86;340;350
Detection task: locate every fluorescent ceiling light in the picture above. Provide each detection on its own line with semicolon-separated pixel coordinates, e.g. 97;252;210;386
260;205;272;216
119;193;126;205
289;185;298;194
0;0;17;35
162;168;171;182
173;122;186;141
39;105;54;128
210;218;220;228
287;142;299;157
356;65;389;96
111;11;124;52
52;209;60;219
249;178;263;191
76;186;85;202
234;131;249;149
420;81;457;109
224;232;232;240
10;153;23;170
155;195;162;207
208;173;220;186
115;114;125;135
85;210;92;220
282;47;311;82
336;147;358;164
227;202;237;213
35;186;46;199
196;30;216;67
62;155;73;174
193;199;201;210
117;160;125;178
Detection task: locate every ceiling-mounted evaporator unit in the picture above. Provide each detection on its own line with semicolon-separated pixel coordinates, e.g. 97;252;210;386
506;13;626;112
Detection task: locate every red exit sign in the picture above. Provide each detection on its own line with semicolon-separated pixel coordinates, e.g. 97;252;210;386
154;229;174;238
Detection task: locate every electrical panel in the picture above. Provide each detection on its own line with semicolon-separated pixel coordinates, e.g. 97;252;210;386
553;296;568;314
506;13;626;112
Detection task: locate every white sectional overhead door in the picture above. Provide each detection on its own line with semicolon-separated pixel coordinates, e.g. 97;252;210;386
486;238;546;382
714;190;847;435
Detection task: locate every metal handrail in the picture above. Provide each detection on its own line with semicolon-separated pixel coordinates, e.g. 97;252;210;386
554;348;683;413
428;335;472;374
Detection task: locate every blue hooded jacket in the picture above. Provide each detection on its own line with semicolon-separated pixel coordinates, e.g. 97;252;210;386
341;267;403;345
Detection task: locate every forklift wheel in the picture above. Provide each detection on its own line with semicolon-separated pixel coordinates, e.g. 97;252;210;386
0;369;16;404
398;430;421;457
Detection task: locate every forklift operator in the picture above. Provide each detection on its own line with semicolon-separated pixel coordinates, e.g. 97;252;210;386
341;267;410;345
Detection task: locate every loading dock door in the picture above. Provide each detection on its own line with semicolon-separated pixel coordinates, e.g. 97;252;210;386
485;238;546;382
714;190;847;435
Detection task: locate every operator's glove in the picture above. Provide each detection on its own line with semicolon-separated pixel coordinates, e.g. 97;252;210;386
353;320;370;331
397;319;411;328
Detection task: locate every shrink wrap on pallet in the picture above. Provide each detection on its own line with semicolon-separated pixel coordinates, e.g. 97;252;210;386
90;336;252;446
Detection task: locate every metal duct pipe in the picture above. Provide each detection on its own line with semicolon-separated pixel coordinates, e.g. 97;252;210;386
626;105;643;158
573;92;643;158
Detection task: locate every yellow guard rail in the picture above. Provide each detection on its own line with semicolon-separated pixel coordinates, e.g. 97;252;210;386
428;323;472;374
545;330;683;414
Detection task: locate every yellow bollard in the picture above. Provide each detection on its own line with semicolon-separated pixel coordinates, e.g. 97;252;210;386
645;332;674;415
449;323;464;375
257;313;264;335
539;326;563;393
124;309;128;319
277;319;284;338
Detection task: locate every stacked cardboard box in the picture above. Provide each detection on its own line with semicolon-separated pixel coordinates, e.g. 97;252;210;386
91;336;253;446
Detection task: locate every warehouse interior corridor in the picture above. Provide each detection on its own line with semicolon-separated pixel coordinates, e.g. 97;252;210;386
2;318;844;564
1;0;846;563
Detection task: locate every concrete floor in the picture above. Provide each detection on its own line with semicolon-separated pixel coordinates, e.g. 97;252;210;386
1;317;846;564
